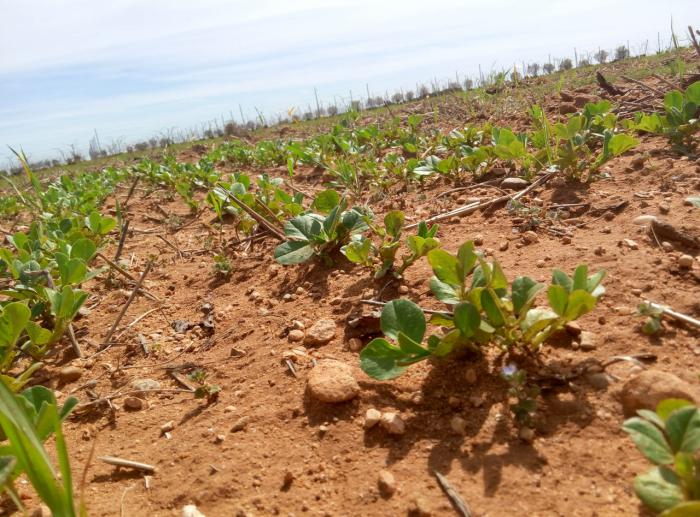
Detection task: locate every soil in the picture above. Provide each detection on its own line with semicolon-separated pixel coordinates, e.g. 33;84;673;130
5;65;700;517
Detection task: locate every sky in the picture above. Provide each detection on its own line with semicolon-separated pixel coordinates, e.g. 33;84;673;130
0;0;698;166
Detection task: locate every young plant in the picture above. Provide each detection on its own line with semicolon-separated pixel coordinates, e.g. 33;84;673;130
212;254;233;279
188;369;221;404
622;399;700;515
274;190;369;265
360;241;606;380
0;382;79;515
501;364;540;426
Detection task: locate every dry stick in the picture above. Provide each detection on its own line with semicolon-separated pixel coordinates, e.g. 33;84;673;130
113;219;130;261
98;456;156;474
434;471;473;517
114;306;162;341
123;176;140;210
156;234;184;259
620;75;664;97
652;73;680;91
100;260;153;350
216;185;285;240
405;172;554;230
95;252;160;301
643;300;700;329
77;388;192;409
689;25;700;59
361;299;451;316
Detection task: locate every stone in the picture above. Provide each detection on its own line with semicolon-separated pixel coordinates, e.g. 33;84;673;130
347;338;363;352
160;421;175;434
380;412;405;435
630;154;646;170
473;234;484;245
304;319;337;346
522;231;539;244
450;415;467;435
306;360;359;403
573;95;592;108
559;103;577;115
288;329;305;342
292;320;305;330
623;239;639;250
408;497;432;516
587;372;611;390
658;203;670;214
499;241;509;252
182;505;207;517
364;408;381;428
564;321;582;336
578;331;597;351
519;427;535;443
465;368;477;384
678;255;695;269
131;378;161;393
58;366;83;384
124;397;144;410
30;506;51;517
398;285;409;294
377;469;396;497
231;416;251;432
501;177;530;190
633;215;658;225
621;370;697;416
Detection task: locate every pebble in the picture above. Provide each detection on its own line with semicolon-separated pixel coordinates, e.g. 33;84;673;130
565;321;582;336
678;255;695;269
377;469;396;497
292;320;305;330
288;329;305;342
501;177;530;190
380;412;406;435
578;331;597;351
450;416;467;435
499;241;509;251
398;285;409;294
623;239;639;250
408;497;432;516
587;372;611;390
306;360;360;403
304;319;337;346
364;408;382;429
30;506;51;517
632;215;658;225
124;397;144;410
132;378;161;393
621;370;698;416
347;338;363;352
661;241;674;252
465;368;477;384
658;203;670;214
182;505;207;517
231;416;251;432
522;231;539;244
58;366;83;384
473;234;484;245
160;421;175;435
519;427;535;443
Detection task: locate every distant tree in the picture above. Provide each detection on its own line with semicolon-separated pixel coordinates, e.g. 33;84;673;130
615;45;630;60
405;90;415;101
594;49;609;64
134;142;149;152
417;84;430;97
302;111;313;121
578;58;591;67
350;100;362;111
558;58;573;71
374;96;384;107
526;63;540;77
391;92;404;104
464;79;474;90
542;63;555;74
327;105;339;116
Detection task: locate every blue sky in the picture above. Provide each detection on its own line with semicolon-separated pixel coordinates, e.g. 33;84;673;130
1;0;697;166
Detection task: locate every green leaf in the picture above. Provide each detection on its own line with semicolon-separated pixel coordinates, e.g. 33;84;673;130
608;133;639;156
383;211;404;238
453;302;480;337
341;236;372;265
657;399;694;422
622;417;674;465
665;406;700;454
685;81;700;105
274;241;316;265
0;455;16;485
428;249;460;286
662;502;700;517
360;338;409;380
547;284;568;316
634;466;684;513
283;215;321;242
69;239;96;262
511;276;544;316
480;290;505;327
396;332;430;357
311;190;340;214
429;277;460;304
456;241;478;283
563;290;597;320
551;269;573;292
380;299;426;344
0;302;31;348
572;265;588;291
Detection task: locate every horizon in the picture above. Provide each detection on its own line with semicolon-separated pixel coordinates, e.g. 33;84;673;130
1;0;698;167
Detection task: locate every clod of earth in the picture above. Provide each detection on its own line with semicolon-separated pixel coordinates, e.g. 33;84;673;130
306;359;360;403
304;318;337;346
620;369;698;416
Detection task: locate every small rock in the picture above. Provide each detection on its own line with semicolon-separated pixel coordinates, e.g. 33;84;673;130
318;424;329;434
623;239;639;250
288;329;305;342
678;255;695;269
565;321;582;336
131;378;161;393
450;415;467;435
501;177;530;190
347;337;363;352
377;469;396;497
469;395;484;408
519;427;535;443
465;368;477;384
160;421;175;435
594;245;606;256
380;412;406;435
304;319;337;346
578;331;597;351
473;234;484;245
499;241;509;251
30;506;51;517
124;396;144;411
58;366;83;384
364;408;381;429
292;320;305;330
398;285;410;295
621;370;698;416
214;434;225;443
587;372;611;390
231;416;250;432
307;360;359;403
182;505;206;517
633;215;658;225
661;241;674;252
522;231;539;244
630;154;646;170
408;497;432;517
658;203;670;214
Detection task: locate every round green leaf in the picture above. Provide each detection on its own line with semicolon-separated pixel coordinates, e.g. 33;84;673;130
380;299;426;344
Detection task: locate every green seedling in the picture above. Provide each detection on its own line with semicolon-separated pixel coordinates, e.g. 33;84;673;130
501;364;540;426
188;369;221;403
622;399;700;515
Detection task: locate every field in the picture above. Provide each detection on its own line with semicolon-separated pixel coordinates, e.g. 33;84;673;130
1;46;700;517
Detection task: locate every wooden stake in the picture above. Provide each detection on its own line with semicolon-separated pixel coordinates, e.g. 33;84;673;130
434;471;473;517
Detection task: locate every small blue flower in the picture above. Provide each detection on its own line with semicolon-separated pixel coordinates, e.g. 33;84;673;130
501;364;518;377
